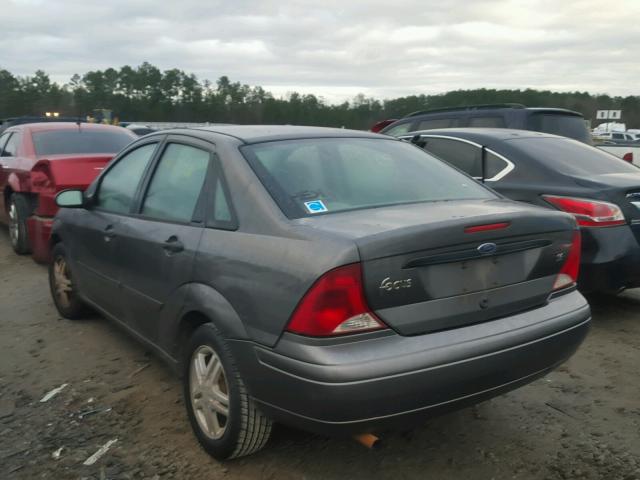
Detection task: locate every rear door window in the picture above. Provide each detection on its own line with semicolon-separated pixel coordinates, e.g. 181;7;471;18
421;138;482;177
383;122;413;136
141;143;210;223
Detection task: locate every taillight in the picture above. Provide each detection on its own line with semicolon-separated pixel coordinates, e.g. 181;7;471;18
623;152;633;163
553;230;581;290
542;195;626;227
30;160;55;194
286;263;386;337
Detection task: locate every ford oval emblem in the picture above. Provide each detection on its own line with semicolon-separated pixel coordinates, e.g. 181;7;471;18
477;242;497;255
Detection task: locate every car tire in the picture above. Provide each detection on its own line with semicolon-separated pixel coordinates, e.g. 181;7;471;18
48;243;89;320
184;323;273;460
8;193;31;254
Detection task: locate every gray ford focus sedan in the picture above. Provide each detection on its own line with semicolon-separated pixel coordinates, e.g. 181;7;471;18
48;125;591;460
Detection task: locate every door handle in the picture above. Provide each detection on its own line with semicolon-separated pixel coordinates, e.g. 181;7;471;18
103;225;116;242
163;236;184;254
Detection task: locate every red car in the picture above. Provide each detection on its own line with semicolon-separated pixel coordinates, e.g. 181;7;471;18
0;122;136;262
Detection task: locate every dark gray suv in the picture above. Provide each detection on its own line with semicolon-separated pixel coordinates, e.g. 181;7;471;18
48;125;591;460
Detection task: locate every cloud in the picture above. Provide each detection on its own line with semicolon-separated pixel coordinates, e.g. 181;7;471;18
1;0;638;103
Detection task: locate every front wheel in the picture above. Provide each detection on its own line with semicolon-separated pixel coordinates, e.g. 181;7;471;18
48;243;89;319
183;324;273;460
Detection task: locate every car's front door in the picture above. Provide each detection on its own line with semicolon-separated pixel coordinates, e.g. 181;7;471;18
73;141;160;318
115;137;212;343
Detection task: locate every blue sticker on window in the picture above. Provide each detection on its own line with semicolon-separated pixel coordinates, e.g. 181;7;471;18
304;200;328;214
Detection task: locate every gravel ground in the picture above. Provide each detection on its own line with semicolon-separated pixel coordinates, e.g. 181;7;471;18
0;226;639;480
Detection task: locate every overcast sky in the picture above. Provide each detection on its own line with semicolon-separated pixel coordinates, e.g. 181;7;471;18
1;0;638;103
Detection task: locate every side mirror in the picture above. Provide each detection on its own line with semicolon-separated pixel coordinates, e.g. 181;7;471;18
55;190;85;208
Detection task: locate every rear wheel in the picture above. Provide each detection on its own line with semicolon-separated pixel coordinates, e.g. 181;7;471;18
184;324;272;460
48;243;88;319
8;193;31;254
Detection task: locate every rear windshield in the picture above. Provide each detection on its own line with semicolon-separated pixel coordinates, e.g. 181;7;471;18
527;113;591;144
32;129;133;156
242;138;494;218
513;137;639;176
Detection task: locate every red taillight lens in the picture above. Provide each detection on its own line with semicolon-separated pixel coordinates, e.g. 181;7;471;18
286;263;386;337
542;195;625;227
623;152;633;163
553;230;581;290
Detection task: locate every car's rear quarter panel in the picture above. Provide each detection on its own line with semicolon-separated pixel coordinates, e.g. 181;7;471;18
189;139;360;347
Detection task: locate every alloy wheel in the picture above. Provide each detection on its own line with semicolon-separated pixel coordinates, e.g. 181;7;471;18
189;345;230;440
8;202;19;247
53;256;73;309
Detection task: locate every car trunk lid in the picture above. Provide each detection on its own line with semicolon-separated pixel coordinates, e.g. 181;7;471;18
574;173;640;239
299;199;576;336
30;154;114;216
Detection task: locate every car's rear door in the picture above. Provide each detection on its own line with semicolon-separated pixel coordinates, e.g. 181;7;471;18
114;136;212;343
72;140;160;319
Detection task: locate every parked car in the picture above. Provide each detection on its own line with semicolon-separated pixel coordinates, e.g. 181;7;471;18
369;118;398;133
594;141;639;165
401;128;640;293
0;115;84;134
0;122;136;261
123;123;157;136
380;104;592;144
594;131;640;143
49;125;590;459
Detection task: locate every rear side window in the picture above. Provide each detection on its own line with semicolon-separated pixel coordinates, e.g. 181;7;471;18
527;113;590;144
97;143;157;214
417;118;461;130
242;138;494;218
514;137;639;176
468;116;506;128
32;129;134;155
485;152;511;180
2;133;20;157
213;178;232;223
141;143;210;223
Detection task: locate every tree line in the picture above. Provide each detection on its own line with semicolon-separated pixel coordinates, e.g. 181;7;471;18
1;62;639;129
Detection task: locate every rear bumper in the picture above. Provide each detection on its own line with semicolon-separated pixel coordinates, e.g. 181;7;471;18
579;225;640;293
26;215;53;263
230;290;590;435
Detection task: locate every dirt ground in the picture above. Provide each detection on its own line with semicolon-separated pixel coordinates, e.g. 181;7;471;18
0;227;639;480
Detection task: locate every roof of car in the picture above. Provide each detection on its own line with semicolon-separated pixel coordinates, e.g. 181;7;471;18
401;106;582;119
405;128;561;143
184;125;383;144
10;122;130;133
